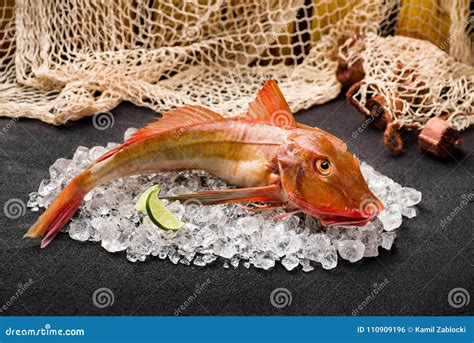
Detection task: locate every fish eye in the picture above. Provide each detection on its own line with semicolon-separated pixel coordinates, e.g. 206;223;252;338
315;159;331;176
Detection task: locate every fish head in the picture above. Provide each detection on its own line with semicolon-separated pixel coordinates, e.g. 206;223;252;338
277;129;384;226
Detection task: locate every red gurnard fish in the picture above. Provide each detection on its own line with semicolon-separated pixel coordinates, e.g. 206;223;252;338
24;80;384;248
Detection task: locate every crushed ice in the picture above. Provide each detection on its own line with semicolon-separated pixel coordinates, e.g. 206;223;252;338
27;128;422;271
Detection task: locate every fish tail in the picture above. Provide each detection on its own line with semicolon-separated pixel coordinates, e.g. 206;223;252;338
23;171;93;248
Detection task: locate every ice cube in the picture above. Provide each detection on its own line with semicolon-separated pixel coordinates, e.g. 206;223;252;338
168;251;180;264
325;227;341;240
336;240;365;263
166;201;185;220
250;251;275;270
68;220;90;241
126;251;139;263
281;254;299;271
401;187;422;207
88;146;107;162
401;207;416;218
236;216;261;235
206;207;226;225
27;192;40;209
378;205;403;231
38;180;53;196
303;233;331;262
282;215;300;231
320;245;338;270
180;258;191;265
275;234;302;257
300;258;315;272
196;227;218;248
381;231;397;250
202;254;217;264
230;256;240;268
360;227;381;257
218;243;238;259
129;232;152;256
49;159;69;185
100;218;130;252
338;227;362;241
73;146;89;164
124;127;137;141
193;255;206;266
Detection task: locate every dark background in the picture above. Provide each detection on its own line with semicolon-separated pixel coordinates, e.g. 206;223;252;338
1;97;472;316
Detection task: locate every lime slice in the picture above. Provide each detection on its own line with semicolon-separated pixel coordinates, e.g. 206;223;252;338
135;184;161;212
145;187;184;231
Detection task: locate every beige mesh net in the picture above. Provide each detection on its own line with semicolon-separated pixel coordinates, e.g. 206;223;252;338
344;34;473;128
0;0;472;125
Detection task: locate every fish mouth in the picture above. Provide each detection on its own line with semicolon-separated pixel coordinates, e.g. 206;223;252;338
318;202;384;227
287;193;383;227
318;200;385;226
319;213;374;227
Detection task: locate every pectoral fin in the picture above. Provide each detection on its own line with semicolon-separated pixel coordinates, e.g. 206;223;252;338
273;209;303;220
239;203;287;212
161;185;283;205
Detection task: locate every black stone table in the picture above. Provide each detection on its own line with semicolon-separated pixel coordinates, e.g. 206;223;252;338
1;97;472;315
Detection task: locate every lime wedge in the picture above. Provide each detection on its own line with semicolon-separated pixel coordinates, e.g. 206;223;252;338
135;184;161;212
145;187;184;231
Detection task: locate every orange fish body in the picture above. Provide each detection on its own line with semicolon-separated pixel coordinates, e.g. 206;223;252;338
24;80;383;248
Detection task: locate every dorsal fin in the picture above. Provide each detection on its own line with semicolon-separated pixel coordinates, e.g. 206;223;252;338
134;105;224;140
239;80;297;128
94;105;224;164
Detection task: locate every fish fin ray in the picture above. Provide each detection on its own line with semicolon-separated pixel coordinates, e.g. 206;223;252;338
23;173;91;248
161;185;282;205
239;203;287;212
94;105;224;164
238;80;296;128
273;209;303;220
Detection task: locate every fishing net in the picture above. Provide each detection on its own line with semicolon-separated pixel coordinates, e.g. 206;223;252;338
0;0;472;125
342;33;473;152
